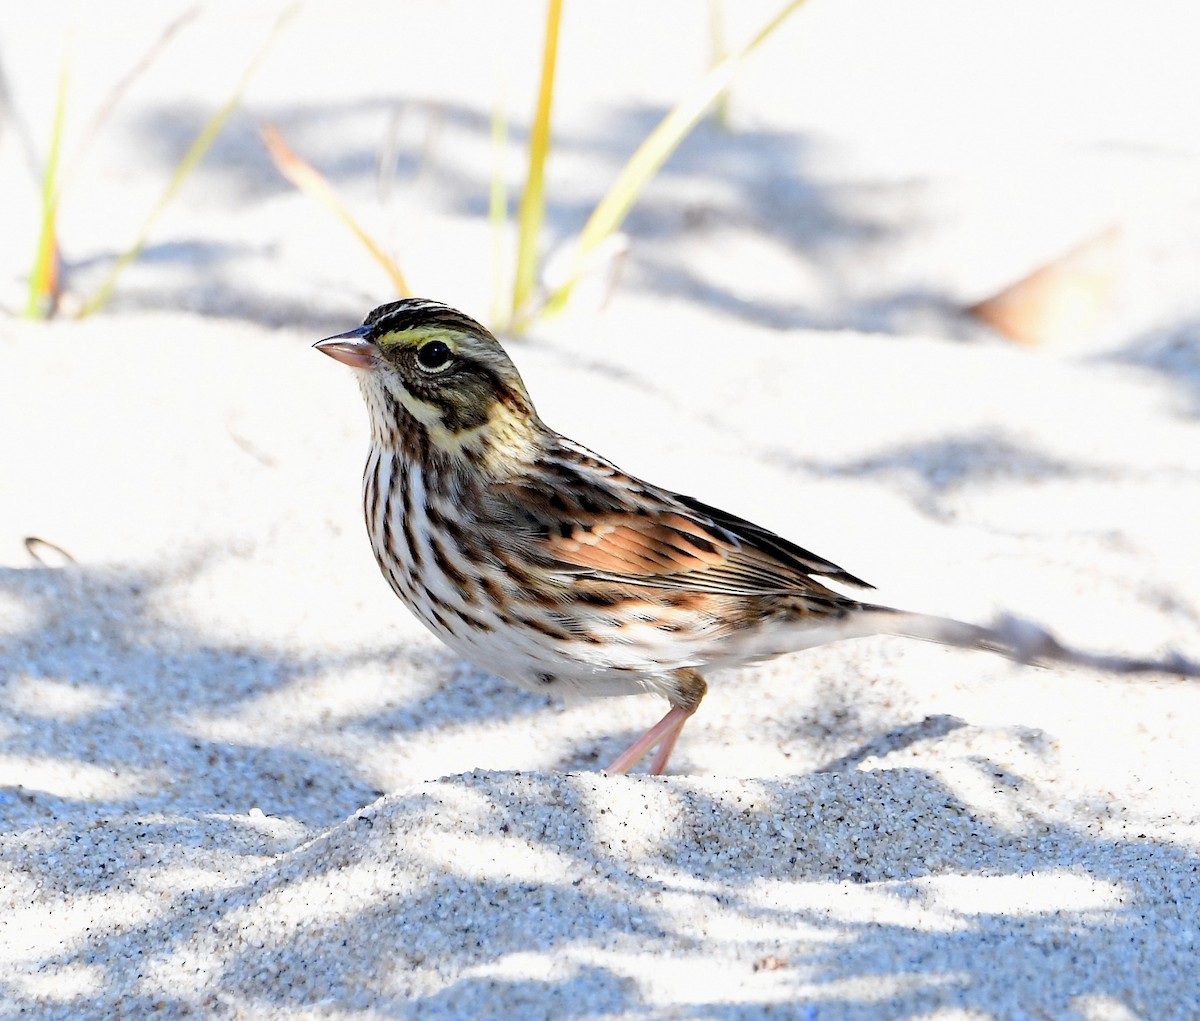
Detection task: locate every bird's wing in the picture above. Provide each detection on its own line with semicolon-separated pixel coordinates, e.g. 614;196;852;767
487;472;873;600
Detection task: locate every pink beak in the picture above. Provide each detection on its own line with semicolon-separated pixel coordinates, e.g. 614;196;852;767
314;325;378;369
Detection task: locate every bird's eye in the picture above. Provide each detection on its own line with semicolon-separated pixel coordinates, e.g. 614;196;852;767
416;340;452;371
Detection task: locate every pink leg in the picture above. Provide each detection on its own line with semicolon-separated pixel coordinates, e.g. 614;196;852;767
605;706;693;775
648;718;686;775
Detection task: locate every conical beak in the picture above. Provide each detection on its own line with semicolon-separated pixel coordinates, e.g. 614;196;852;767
314;325;379;369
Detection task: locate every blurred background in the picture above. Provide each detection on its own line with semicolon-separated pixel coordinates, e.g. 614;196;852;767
2;0;1199;367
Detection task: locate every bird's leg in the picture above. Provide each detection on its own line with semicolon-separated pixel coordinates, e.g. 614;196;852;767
606;670;707;775
647;710;689;775
606;706;692;774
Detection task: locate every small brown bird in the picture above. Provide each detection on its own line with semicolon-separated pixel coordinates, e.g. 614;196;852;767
316;299;1015;774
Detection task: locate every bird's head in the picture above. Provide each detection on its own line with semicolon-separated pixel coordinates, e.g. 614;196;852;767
316;299;542;466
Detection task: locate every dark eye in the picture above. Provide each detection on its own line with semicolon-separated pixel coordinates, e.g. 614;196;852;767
416;340;452;371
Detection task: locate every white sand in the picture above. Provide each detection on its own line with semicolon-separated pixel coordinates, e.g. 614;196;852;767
2;3;1199;1018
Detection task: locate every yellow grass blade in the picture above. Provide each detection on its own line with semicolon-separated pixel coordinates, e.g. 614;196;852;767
544;0;809;317
707;0;732;130
510;0;563;328
25;55;69;318
262;124;411;298
77;3;299;318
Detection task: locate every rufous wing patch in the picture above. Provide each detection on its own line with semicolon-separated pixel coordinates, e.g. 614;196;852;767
548;513;731;576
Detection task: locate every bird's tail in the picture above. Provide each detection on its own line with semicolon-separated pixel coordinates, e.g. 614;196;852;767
860;605;1200;678
865;607;1028;661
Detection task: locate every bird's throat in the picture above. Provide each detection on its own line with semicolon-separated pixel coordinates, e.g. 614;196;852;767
362;374;541;477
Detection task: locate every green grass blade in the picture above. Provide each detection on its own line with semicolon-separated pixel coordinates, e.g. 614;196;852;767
77;3;299;318
488;89;510;331
262;123;411;298
544;0;809;317
25;54;69;318
510;0;562;329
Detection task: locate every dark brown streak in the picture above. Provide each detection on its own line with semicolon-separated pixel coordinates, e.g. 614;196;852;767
430;535;469;589
496;553;535;591
381;484;396;559
571;588;627;609
517;614;571;642
425;500;448;532
423;585;454;616
458;609;494;633
478;573;506;605
380;389;409;448
363;449;380;534
400;478;422;571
